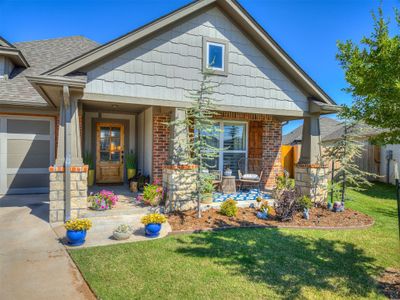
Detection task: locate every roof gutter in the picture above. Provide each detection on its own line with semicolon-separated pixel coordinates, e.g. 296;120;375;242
0;48;30;67
25;75;86;88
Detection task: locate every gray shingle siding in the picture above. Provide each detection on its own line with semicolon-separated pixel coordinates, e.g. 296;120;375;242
86;7;309;112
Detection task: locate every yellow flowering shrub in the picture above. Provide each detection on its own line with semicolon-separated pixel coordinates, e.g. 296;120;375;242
64;218;92;231
260;201;276;216
141;213;167;225
220;199;238;217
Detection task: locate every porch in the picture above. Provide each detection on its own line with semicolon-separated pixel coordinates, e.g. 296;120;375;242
48;89;328;222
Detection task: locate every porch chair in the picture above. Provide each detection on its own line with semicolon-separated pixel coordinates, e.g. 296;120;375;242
238;158;264;192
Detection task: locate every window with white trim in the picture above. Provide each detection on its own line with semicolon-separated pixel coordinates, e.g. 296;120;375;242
206;42;225;71
203;38;228;75
208;121;247;177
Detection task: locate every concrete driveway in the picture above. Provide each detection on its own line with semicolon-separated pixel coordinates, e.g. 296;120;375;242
0;194;94;300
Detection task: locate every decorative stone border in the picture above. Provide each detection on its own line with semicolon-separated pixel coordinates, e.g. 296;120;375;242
49;165;89;172
296;163;328;169
169;219;375;235
163;164;198;170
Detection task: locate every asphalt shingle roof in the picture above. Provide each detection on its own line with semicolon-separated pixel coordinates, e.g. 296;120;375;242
282;118;342;145
0;36;99;106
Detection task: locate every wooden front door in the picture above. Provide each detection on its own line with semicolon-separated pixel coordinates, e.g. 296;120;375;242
96;123;124;183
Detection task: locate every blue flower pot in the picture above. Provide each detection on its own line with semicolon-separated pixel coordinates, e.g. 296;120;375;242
145;223;161;238
66;230;87;246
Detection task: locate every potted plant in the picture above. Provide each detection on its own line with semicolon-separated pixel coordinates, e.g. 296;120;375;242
141;213;167;237
200;177;214;204
125;151;137;180
298;195;312;220
113;224;133;240
83;152;95;186
142;182;163;206
64;218;92;246
88;190;118;210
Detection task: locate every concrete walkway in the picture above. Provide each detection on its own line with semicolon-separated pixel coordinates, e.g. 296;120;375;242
0;194;94;300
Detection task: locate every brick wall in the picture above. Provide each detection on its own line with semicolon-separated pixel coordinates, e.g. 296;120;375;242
262;119;282;189
152;112;171;183
151;110;282;189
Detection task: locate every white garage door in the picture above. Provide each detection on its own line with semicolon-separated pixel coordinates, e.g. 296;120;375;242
0;116;55;194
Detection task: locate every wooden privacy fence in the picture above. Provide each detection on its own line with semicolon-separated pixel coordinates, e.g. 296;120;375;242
281;145;300;178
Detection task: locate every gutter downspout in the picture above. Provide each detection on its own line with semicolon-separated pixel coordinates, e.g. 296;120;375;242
63;85;71;221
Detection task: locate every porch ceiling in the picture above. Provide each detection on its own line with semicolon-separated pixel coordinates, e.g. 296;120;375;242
81;99;149;113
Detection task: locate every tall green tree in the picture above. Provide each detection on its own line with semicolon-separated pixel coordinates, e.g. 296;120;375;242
337;7;400;144
168;72;221;218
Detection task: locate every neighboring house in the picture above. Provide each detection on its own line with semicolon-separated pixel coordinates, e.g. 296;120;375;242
283;117;342;146
284;118;400;185
0;0;337;222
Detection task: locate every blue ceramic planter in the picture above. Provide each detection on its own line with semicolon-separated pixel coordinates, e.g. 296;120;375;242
145;223;161;238
66;230;87;246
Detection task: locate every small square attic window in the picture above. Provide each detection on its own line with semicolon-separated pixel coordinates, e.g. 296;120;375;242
203;37;228;76
207;42;224;70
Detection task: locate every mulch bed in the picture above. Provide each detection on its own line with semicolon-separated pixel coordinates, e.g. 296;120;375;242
168;207;374;232
378;268;400;299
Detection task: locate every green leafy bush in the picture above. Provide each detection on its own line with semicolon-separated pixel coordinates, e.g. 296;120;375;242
220;199;238;217
297;195;312;210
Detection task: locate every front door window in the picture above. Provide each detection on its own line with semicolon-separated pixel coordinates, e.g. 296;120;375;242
100;126;122;163
96;123;124;184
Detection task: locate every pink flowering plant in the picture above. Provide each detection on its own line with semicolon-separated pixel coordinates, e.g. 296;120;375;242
141;180;163;206
88;190;118;210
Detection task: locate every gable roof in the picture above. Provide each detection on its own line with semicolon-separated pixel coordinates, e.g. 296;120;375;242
0;36;99;106
0;36;15;48
0;36;29;68
323;122;383;142
282;118;341;145
43;0;335;106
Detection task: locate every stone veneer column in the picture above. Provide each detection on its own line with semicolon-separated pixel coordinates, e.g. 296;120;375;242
295;164;328;203
163;165;197;212
49;86;87;223
295;115;328;203
49;165;88;223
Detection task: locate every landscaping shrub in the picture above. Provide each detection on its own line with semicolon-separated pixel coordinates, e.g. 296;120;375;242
298;195;312;210
260;201;276;216
274;189;301;221
142;183;163;206
220;199;238;217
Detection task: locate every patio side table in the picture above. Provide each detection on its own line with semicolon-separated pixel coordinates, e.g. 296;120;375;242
221;176;236;194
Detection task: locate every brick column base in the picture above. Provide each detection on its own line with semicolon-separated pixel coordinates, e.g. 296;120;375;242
163;165;197;212
295;164;328;203
49;165;88;223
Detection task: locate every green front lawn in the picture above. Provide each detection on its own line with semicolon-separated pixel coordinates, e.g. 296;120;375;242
70;182;400;299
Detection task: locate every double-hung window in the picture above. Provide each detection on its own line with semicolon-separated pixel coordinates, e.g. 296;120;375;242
208;121;247;177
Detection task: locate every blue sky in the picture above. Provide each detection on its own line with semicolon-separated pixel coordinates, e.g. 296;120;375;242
1;0;398;135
